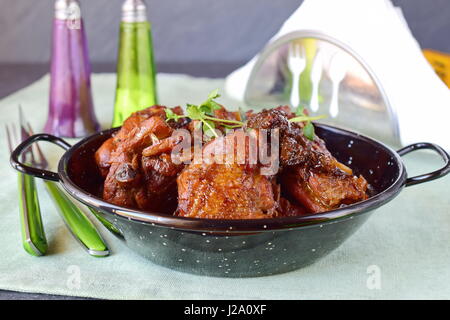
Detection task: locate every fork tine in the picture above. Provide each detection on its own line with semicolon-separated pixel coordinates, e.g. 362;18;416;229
12;124;18;148
6;123;24;162
290;42;298;56
18;105;29;142
27;122;49;168
5;124;13;153
18;105;38;165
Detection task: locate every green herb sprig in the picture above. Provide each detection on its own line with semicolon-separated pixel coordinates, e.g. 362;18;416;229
165;89;244;138
165;91;325;141
290;105;326;141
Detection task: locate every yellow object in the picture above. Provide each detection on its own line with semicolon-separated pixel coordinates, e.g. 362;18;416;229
423;49;450;88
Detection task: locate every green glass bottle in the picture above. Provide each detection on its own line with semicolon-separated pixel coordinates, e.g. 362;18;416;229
112;0;157;127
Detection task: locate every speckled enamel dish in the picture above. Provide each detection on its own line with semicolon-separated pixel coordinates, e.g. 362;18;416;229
10;124;450;277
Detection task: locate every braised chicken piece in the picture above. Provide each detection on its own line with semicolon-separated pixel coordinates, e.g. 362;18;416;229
278;197;308;217
177;162;279;219
213;105;242;123
95;137;115;178
246;107;368;213
177;130;279;219
95;105;188;178
281;168;368;213
95;105;188;213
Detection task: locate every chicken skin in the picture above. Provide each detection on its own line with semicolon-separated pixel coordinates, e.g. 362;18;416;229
246;107;368;213
95;105;187;213
176;130;279;219
177;162;279;219
95;105;187;178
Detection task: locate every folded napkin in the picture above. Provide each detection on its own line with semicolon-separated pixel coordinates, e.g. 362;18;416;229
225;0;450;151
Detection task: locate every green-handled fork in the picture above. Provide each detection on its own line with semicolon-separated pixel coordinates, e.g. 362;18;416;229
6;123;47;256
6;107;110;257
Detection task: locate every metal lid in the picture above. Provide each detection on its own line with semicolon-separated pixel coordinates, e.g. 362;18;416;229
54;0;81;20
244;30;400;146
122;0;148;23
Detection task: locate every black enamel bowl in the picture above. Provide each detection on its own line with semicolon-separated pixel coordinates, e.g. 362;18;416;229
11;124;450;277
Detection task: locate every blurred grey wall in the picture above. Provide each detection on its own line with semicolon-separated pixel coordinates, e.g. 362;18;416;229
0;0;449;65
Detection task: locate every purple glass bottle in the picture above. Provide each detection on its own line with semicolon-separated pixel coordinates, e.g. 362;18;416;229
45;0;100;137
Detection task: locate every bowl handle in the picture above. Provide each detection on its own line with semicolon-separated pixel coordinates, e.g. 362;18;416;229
10;133;71;182
397;142;450;187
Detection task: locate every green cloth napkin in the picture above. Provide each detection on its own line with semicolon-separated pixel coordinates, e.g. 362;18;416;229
0;73;449;300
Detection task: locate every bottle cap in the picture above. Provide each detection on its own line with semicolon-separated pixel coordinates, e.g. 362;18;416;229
55;0;81;20
122;0;148;23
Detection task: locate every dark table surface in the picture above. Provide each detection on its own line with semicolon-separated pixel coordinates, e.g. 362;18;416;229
0;61;242;300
